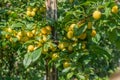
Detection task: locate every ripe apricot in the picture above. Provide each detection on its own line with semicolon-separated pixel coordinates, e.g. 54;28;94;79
67;31;74;39
93;10;101;20
112;5;118;14
78;33;87;40
28;45;34;52
63;61;70;68
91;29;96;37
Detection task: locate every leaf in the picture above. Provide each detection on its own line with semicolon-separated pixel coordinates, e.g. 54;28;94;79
115;37;120;50
26;23;34;30
64;11;76;23
90;44;111;60
23;48;42;68
10;12;18;18
67;72;74;79
62;67;71;73
104;7;111;18
79;75;85;79
11;22;24;28
12;38;18;43
17;50;21;55
0;9;6;14
92;34;101;44
108;29;117;43
31;48;42;62
24;40;36;45
23;52;32;68
74;25;87;36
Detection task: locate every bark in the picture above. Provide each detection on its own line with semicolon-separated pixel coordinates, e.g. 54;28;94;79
45;0;58;80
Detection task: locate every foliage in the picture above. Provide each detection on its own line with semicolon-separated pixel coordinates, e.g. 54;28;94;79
0;0;120;80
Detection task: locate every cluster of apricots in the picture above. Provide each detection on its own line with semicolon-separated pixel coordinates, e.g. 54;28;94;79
1;5;119;69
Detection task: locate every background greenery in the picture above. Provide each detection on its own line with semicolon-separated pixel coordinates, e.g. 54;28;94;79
0;0;120;80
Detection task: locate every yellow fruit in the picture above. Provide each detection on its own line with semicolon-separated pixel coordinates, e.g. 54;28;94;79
67;31;74;39
42;35;48;42
39;39;44;43
78;23;85;28
93;10;101;20
91;30;96;37
26;11;31;17
40;7;46;13
7;28;12;33
5;34;10;39
87;22;92;29
17;31;22;37
27;32;33;38
41;28;48;35
50;44;56;51
34;47;38;50
45;26;52;34
27;7;32;11
51;47;56;52
72;37;78;42
68;24;76;31
33;8;38;12
52;53;59;60
82;43;86;49
23;37;29;42
58;42;65;50
42;48;48;54
46;26;52;31
28;45;34;52
38;32;42;36
13;31;17;36
9;38;13;42
32;29;36;35
16;35;21;41
63;61;70;68
68;45;73;51
31;11;35;17
78;33;87;40
112;5;118;14
37;42;43;47
73;42;77;47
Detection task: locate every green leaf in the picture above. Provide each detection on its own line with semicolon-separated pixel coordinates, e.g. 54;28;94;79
26;23;34;30
12;38;18;43
74;25;87;36
90;44;111;60
115;37;120;50
62;67;71;73
23;52;32;68
17;49;22;55
79;75;85;79
0;9;6;14
10;12;18;18
24;40;36;45
104;7;111;18
11;22;24;28
67;72;74;79
31;48;42;62
108;29;117;43
23;48;42;68
92;34;101;44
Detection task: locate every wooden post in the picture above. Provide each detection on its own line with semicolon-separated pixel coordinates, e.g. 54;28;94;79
46;0;57;20
45;0;58;80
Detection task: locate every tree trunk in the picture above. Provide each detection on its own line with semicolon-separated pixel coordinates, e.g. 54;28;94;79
45;0;58;80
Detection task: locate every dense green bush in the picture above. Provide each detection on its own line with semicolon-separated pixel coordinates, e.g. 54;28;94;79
0;0;120;80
